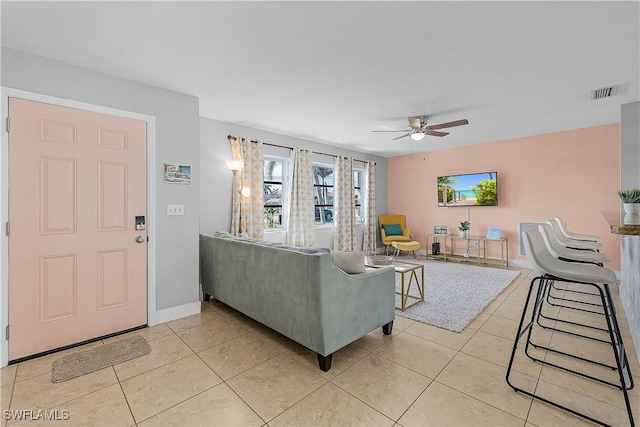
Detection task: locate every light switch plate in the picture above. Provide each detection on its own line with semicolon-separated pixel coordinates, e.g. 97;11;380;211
167;204;184;216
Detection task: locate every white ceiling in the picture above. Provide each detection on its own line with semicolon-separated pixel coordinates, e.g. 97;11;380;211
1;1;639;157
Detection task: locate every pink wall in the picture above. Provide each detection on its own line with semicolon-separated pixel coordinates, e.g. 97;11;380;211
388;124;621;269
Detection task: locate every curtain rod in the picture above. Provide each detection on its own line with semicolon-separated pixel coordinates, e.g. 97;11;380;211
227;135;375;165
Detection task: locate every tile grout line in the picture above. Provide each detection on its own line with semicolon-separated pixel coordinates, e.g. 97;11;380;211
185;326;335;425
434;278;537;424
429;379;531;426
119;321;270;425
273;336;401;424
323;358;402;425
227;351;326;425
113;365;139;427
190;334;272;426
2;366;17;427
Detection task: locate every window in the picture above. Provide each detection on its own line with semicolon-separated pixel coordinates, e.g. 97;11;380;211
354;168;364;224
312;164;364;225
263;157;365;228
264;157;287;229
313;164;334;225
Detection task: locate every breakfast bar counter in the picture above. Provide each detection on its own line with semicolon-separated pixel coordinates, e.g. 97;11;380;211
603;211;640;363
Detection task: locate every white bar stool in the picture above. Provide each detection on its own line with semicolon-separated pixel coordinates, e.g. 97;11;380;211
535;223;613;343
554;217;603;243
547;220;603;251
542;221;607;315
539;223;609;265
506;229;634;427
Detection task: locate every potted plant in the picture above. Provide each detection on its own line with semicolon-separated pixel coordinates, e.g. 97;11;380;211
617;188;640;214
458;220;471;238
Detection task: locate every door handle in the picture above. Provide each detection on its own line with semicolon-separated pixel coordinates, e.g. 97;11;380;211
135;236;145;244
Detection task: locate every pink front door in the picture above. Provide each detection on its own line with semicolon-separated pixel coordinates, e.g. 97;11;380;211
8;98;148;361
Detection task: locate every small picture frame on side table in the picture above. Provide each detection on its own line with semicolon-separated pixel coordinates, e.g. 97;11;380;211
434;225;448;235
486;227;502;239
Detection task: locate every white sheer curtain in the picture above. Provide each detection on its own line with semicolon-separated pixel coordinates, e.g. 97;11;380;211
228;135;264;238
362;161;377;254
334;156;356;250
287;147;315;246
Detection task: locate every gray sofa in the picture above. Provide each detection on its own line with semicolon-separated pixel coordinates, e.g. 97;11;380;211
199;232;396;371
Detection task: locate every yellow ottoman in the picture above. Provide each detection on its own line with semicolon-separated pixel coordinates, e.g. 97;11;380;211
392;241;421;259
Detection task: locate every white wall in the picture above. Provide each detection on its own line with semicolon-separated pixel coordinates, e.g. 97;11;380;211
199;117;389;249
1;48;201;312
621;101;640;188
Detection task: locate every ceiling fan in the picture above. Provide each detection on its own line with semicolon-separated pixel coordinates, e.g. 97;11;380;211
372;115;469;141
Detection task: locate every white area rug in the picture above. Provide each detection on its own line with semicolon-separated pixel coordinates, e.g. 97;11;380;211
394;259;520;332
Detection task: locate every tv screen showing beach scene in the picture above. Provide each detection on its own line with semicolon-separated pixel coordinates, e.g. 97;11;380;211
437;171;498;207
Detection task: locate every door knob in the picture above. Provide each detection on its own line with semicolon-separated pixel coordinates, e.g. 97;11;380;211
135;236;145;243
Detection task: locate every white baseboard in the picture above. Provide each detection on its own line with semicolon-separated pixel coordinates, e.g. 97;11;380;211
149;301;200;326
508;259;531;269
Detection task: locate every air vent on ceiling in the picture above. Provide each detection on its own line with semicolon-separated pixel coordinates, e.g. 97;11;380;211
590;85;619;100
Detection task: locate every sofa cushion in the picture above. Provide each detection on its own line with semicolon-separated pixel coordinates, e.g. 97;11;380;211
382;223;402;236
214;231;265;244
254;240;282;247
214;231;235;239
299;247;330;254
330;251;365;274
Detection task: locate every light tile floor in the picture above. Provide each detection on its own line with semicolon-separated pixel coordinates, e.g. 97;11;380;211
1;265;638;426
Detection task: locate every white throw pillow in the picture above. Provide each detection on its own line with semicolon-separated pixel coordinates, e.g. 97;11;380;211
330;250;365;274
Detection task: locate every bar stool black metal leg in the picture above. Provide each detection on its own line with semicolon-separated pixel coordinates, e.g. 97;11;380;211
508;277;636;426
534;280;612;342
506;276;613;427
598;283;635;426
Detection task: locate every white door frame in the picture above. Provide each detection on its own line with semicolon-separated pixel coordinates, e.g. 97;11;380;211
0;87;157;367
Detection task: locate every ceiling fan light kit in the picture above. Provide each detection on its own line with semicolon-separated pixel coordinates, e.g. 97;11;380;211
372;115;469;141
410;132;426;141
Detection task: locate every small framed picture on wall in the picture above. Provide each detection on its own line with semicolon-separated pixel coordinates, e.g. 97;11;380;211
164;164;191;184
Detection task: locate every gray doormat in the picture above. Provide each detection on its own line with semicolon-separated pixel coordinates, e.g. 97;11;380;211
52;335;151;382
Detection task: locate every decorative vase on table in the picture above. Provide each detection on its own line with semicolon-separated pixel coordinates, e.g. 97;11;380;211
617;188;640;214
623;203;640;215
623;213;640;225
458;221;471;239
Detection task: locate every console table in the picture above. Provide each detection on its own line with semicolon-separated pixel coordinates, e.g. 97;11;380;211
426;234;508;268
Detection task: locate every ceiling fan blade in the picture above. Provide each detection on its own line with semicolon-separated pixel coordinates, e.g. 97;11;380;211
426;130;449;137
371;130;411;133
392;132;412;140
428;119;469;130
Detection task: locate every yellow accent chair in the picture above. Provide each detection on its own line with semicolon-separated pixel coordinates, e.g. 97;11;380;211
378;214;411;255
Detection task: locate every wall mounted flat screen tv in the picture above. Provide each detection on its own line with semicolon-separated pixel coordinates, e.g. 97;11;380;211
437;171;498;207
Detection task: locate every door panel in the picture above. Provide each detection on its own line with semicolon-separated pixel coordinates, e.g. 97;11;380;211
98;161;127;231
40;156;77;235
97;249;128;310
39;254;77;322
8;98;147;360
